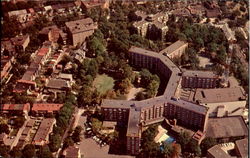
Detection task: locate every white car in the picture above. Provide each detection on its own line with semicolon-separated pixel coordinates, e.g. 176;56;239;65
76;142;80;145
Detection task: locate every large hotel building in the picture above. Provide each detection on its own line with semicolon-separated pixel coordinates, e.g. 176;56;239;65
100;41;247;155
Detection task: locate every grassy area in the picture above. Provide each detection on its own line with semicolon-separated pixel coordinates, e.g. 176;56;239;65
93;74;115;95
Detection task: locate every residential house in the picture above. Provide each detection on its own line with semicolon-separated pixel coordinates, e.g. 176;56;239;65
32;118;56;146
160;40;188;59
235;138;248;158
14;45;52;93
39;25;62;43
1;56;15;84
1;103;30;115
65;18;98;46
10;34;30;51
31;103;63;116
45;78;71;96
8;9;28;23
207;144;232;158
133;11;168;40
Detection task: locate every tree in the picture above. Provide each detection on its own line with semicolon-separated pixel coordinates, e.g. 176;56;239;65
116;78;132;94
147;80;160;97
135;92;146;101
37;145;53;158
72;126;83;143
49;134;61;152
161;142;173;158
10;146;22;158
187;139;201;156
91;118;102;133
14;116;26;129
63;137;74;149
0;123;10;134
172;143;182;158
22;144;36;158
77;85;93;107
2;16;21;38
177;131;191;151
200;137;217;156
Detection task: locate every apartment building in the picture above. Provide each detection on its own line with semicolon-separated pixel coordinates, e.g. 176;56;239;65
165;99;209;131
101;46;212;155
192;87;247;117
160;40;188;59
65;18;98;46
32;118;56;146
181;70;219;88
133;11;168;40
126;107;141;155
31;103;63;116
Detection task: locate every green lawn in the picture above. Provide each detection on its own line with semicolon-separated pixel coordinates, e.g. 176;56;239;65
93;74;115;95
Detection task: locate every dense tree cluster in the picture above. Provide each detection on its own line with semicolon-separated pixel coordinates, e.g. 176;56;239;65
177;131;201;157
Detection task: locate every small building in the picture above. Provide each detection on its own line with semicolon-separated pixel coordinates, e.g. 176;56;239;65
160;40;188;59
205;116;248;143
63;146;81;158
58;73;73;82
207;144;232;158
31;103;63;116
193;87;247;117
65;18;98;46
8;9;28;23
1;56;15;84
234;138;248;158
192;130;205;145
32;118;56;146
1;103;30;115
10;34;30;51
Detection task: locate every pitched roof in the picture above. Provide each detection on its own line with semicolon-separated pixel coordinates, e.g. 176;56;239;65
33;118;55;145
207;145;231;158
32;103;63;112
2;103;30;112
160;40;188;55
235;138;248;158
206;116;248;139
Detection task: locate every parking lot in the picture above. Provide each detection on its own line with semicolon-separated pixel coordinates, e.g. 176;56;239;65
75;115;134;158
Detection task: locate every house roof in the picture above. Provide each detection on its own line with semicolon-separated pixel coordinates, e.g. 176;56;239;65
2;103;30;112
207;145;231;158
46;78;70;89
33;118;55;145
206;116;248;139
235;138;248;158
10;35;29;46
8;9;27;16
32;103;63;112
160;40;188;55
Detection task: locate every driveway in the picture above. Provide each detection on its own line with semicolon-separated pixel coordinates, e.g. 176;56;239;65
76;115;134;158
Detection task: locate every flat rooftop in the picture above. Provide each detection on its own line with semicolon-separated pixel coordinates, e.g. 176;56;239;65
194;87;246;103
182;69;218;78
127;107;141;137
33;118;55;144
65;18;97;34
206;116;248;139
